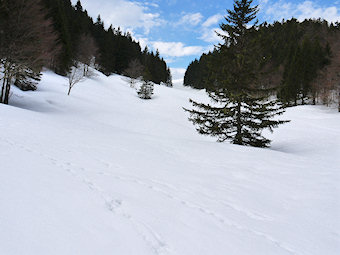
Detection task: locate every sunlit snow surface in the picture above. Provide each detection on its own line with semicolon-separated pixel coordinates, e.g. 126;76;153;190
1;70;339;255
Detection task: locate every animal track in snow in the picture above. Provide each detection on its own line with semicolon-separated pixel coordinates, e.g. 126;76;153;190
77;171;296;255
0;140;169;254
85;170;272;222
0;139;292;255
48;159;170;255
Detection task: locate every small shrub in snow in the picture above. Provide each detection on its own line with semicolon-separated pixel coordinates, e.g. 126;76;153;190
137;80;154;99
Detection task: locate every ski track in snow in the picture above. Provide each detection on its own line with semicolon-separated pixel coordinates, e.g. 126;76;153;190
1;136;300;255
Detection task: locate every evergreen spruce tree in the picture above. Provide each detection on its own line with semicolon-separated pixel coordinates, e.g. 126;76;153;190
138;70;154;99
165;68;173;87
185;0;288;147
137;81;154;100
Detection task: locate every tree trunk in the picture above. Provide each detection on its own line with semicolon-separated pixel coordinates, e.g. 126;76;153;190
4;78;11;104
235;100;243;145
1;63;9;104
0;77;6;103
67;86;72;96
338;90;340;112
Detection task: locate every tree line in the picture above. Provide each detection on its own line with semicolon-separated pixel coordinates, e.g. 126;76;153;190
0;0;172;104
184;17;340;109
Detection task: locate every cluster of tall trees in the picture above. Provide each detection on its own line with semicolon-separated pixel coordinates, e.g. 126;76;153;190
41;0;171;85
0;0;172;105
184;17;340;108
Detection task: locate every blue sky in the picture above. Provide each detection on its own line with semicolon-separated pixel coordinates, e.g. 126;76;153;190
71;0;340;83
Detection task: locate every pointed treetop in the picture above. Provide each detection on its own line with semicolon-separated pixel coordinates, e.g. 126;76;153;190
143;46;149;55
75;0;83;12
96;15;103;26
219;0;259;44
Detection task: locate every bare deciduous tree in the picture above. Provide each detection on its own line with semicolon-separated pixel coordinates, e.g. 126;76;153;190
67;63;85;96
75;33;99;77
123;59;144;88
0;0;59;104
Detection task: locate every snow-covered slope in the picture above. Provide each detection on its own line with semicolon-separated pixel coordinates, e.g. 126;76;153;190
0;70;339;255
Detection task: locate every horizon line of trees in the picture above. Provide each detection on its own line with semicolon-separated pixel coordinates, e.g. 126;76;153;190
184;18;340;111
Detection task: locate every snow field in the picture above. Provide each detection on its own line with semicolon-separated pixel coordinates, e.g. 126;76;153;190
0;70;339;255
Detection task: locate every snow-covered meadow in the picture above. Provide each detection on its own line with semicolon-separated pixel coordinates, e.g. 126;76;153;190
0;70;339;255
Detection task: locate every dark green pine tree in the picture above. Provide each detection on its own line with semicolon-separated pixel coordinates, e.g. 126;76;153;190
165;67;173;87
185;0;289;147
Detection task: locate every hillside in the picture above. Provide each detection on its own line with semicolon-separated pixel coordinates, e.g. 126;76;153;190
0;71;339;255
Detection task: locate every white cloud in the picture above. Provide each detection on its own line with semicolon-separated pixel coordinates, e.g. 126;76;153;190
71;0;165;34
170;68;186;86
261;0;340;23
199;14;224;44
128;36;205;62
199;27;224;44
171;68;186;79
296;1;340;23
176;13;203;26
264;1;294;20
130;36;204;58
259;0;269;5
151;41;204;57
134;36;149;50
202;14;224;27
144;2;159;8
